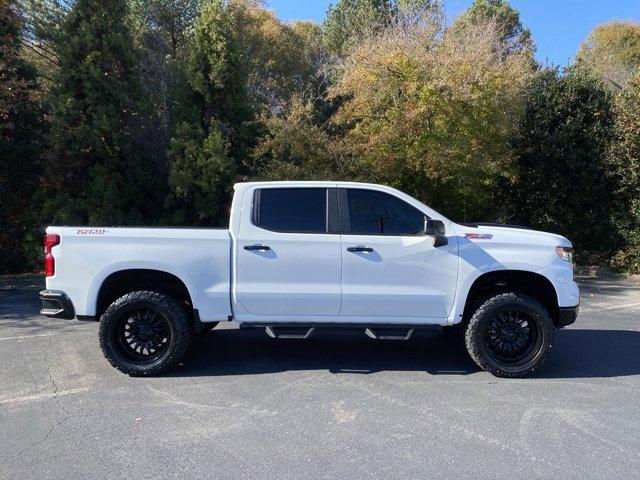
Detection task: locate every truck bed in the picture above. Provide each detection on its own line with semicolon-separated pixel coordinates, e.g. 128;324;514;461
45;226;232;320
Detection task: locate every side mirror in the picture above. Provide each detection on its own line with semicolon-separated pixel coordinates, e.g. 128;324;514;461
424;218;445;235
424;218;448;247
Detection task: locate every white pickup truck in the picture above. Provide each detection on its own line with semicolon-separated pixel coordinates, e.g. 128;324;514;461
40;181;579;377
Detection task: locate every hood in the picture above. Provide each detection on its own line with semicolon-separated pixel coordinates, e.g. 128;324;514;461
455;223;572;248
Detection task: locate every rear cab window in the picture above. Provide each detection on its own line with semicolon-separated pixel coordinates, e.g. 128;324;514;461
253;188;330;233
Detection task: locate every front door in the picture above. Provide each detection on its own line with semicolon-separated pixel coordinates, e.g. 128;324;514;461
236;186;342;318
339;188;458;320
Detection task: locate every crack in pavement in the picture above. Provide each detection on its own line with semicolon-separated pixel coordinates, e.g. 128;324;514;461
0;338;72;467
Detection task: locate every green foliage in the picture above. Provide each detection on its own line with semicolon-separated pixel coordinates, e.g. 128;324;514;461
575;20;640;91
18;0;71;90
131;0;201;58
129;1;202;178
507;69;618;264
0;0;44;273
609;75;640;272
165;0;249;225
323;0;393;54
166;121;236;225
253;98;347;180
451;0;533;55
322;0;443;55
188;0;250;130
327;15;534;220
231;6;328;113
2;0;640;274
41;0;155;226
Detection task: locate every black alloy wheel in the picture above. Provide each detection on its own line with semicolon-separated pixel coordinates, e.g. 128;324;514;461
114;307;171;363
482;310;542;367
99;291;191;376
464;292;555;378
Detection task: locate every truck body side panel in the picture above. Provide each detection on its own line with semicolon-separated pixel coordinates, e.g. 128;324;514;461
45;227;232;321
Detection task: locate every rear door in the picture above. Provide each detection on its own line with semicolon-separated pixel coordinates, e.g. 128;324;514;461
339;188;458;320
235;186;342;317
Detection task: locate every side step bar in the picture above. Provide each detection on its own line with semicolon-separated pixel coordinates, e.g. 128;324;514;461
239;323;429;341
365;328;414;341
265;326;316;339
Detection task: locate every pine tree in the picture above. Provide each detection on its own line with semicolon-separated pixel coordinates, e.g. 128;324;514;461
43;0;153;226
0;0;43;273
166;0;250;226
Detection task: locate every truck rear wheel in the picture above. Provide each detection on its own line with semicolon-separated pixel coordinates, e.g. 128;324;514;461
99;291;191;376
464;292;554;378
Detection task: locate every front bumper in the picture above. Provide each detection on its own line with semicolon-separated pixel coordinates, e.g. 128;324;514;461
39;290;75;320
557;304;579;328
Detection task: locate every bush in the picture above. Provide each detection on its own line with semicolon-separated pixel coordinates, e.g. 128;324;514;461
507;69;619;265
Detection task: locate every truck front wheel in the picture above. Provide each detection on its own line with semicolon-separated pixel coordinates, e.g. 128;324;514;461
99;291;191;376
464;292;554;378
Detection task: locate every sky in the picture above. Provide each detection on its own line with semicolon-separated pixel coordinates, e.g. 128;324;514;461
266;0;640;67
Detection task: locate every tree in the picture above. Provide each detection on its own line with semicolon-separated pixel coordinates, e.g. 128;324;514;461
322;0;443;55
18;0;73;88
609;74;640;272
42;0;154;226
187;0;250;132
575;20;640;91
0;0;43;273
323;0;394;55
229;5;328;114
166;120;236;225
507;69;618;264
253;98;347;180
166;0;248;225
128;1;203;176
132;0;201;58
328;16;534;220
450;0;533;56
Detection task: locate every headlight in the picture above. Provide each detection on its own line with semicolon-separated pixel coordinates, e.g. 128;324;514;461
556;246;574;262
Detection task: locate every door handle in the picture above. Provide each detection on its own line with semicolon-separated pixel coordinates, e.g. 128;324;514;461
347;246;374;253
244;244;271;251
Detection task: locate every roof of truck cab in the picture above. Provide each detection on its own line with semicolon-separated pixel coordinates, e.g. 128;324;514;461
233;181;387;189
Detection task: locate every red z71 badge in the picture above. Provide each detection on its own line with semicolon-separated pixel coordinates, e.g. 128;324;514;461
465;233;493;240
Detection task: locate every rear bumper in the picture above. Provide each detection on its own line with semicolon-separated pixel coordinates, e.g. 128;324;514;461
557;304;579;328
39;290;75;320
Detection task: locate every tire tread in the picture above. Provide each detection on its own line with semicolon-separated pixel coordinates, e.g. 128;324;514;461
464;292;554;378
98;290;190;376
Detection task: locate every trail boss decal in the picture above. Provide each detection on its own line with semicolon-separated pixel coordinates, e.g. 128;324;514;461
465;233;493;240
76;228;107;236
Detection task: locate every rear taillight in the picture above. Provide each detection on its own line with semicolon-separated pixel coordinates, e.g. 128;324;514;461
44;234;60;277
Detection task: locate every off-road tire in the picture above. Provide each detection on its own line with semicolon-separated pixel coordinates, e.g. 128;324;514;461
464;292;554;378
99;291;191;376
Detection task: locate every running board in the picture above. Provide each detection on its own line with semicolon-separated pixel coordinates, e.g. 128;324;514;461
238;323;438;339
365;328;414;341
265;326;316;339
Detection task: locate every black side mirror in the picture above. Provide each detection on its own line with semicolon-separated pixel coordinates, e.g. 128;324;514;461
424;218;445;235
424;218;448;247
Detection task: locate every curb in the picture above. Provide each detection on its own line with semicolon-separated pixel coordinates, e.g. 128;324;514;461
574;265;640;281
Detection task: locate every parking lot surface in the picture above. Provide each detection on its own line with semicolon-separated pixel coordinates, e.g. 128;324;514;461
1;276;639;479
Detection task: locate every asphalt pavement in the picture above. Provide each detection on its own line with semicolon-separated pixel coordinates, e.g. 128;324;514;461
1;275;639;479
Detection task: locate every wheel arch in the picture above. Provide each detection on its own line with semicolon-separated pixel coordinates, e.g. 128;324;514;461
461;270;560;326
95;269;195;320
